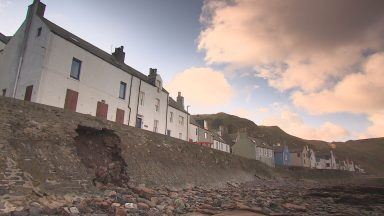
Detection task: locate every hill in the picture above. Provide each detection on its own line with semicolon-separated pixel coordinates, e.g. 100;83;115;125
192;113;384;175
192;113;327;150
331;138;384;175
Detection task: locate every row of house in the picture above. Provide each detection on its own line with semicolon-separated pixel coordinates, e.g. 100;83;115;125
0;1;362;171
229;132;362;172
0;0;232;154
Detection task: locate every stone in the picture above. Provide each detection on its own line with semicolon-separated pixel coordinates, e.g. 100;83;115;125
156;205;165;210
137;202;149;209
69;206;80;214
112;203;121;208
29;206;42;216
124;203;137;209
115;207;127;216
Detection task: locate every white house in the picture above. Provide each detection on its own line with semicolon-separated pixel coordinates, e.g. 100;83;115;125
315;150;336;170
166;92;189;141
188;122;199;143
212;133;231;153
253;139;275;168
0;0;192;139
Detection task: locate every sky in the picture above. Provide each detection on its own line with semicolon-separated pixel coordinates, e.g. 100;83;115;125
1;0;383;142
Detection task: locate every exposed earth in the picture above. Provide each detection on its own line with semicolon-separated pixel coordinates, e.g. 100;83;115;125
0;97;383;215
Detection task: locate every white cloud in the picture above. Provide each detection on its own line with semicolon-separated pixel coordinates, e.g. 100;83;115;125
292;53;384;115
166;67;234;108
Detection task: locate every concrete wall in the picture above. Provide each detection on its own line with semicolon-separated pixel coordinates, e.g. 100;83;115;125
166;105;188;141
290;152;303;167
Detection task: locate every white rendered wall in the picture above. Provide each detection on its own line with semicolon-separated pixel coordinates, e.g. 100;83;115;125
137;81;168;134
212;139;230;153
39;33;135;125
166;106;188;141
0;41;5;50
0;23;26;97
188;123;198;142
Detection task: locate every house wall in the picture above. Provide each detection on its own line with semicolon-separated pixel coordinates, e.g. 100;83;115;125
38;33;135;126
255;146;275;167
188;123;198;142
197;127;213;146
166;105;188;141
212;139;230;153
0;41;6;50
136;81;168;134
289;152;303;167
0;23;26;97
302;147;311;168
232;133;256;160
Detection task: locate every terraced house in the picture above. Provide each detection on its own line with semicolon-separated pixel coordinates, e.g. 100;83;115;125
0;0;191;140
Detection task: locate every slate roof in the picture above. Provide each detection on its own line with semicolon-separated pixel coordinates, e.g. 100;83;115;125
168;97;188;114
0;32;11;44
41;18;168;93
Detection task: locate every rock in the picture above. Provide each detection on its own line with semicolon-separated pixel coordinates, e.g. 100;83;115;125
29;206;42;216
137;202;149;209
174;198;186;210
115;207;127;216
283;203;306;211
134;187;155;199
69;206;80;214
156;205;165;210
112;203;121;208
124;203;137;209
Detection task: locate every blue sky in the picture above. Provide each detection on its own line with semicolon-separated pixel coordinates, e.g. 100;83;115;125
1;0;383;141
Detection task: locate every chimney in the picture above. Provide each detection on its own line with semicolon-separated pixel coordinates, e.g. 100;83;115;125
177;92;184;109
112;46;125;63
148;68;157;85
28;0;46;18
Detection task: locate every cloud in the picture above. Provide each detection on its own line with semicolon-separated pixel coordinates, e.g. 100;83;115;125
198;0;384;92
262;109;349;141
292;53;384;115
359;112;384;138
0;0;12;13
166;67;234;108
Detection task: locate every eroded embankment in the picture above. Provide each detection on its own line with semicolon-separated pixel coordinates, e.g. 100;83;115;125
0;96;273;199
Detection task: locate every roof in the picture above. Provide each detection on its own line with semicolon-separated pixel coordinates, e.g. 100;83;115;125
212;132;225;143
41;18;168;93
168;97;188;114
250;137;274;149
0;32;11;44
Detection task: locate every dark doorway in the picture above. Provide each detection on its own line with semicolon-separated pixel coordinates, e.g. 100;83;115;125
96;101;108;119
64;89;78;112
116;108;125;124
135;117;142;128
24;85;33;101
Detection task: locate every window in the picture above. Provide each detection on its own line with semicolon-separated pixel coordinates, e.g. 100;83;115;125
156;80;161;92
179;116;184;125
2;89;6;96
204;132;207;139
139;91;145;106
119;81;127;99
196;128;198;135
326;163;330;168
70;58;81;80
37;27;42;37
170;112;173;122
179;133;182;139
155;98;160;111
153;120;158;132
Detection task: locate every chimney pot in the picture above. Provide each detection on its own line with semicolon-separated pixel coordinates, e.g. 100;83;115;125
112;46;125;63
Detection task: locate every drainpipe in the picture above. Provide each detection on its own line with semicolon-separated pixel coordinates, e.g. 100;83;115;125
186;105;190;141
165;94;169;135
127;75;133;125
135;80;142;127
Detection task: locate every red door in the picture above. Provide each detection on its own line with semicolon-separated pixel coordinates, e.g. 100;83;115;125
64;89;78;112
24;85;33;101
96;101;108;119
116;108;125;124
